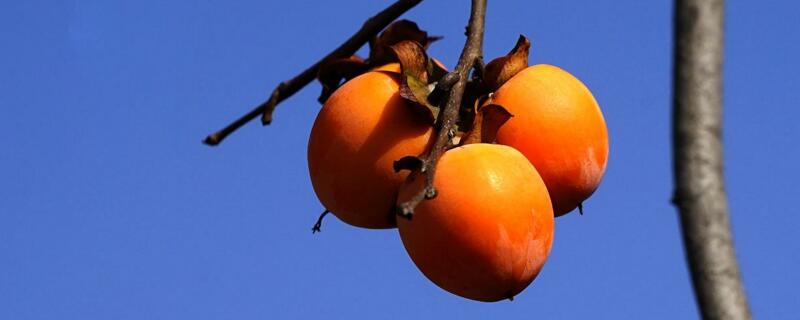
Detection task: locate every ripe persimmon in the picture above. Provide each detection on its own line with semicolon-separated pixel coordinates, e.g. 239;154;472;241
373;59;447;74
489;64;608;216
307;70;434;229
373;63;402;73
397;143;555;302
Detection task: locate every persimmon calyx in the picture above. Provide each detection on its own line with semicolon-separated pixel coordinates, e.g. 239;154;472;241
315;20;441;104
316;55;370;103
369;19;441;67
484;35;531;92
460;103;513;145
390;40;449;124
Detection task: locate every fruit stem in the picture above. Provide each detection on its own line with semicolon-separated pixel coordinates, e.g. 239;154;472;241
311;209;330;234
397;0;487;218
203;0;424;146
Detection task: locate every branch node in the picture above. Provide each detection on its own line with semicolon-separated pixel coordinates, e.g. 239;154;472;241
436;72;461;91
419;163;429;173
398;204;414;220
424;186;437;199
261;83;287;125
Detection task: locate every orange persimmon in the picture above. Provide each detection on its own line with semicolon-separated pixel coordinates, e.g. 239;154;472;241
307;70;433;229
397;143;554;301
489;64;608;216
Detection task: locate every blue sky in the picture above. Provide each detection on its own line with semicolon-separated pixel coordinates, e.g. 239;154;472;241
1;0;798;319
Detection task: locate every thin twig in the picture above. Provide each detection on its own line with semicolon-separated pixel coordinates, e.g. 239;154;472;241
398;0;486;218
673;0;751;318
203;0;423;146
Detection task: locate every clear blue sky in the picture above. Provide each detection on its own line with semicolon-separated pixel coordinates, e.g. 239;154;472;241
2;1;798;319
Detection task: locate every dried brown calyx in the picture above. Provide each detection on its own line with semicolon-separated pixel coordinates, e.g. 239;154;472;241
454;35;530;143
316;55;371;103
368;19;441;66
460;103;513;145
389;40;449;124
316;20;442;104
483;35;530;92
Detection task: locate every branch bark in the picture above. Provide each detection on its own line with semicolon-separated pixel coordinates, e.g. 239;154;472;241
397;0;486;217
203;0;423;146
673;0;751;319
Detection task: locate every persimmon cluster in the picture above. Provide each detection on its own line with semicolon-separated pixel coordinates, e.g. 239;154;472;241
307;21;608;302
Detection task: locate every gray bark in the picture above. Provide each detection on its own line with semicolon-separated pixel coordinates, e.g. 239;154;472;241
672;0;751;319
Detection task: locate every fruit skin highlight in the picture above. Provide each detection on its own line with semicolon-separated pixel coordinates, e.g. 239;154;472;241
490;64;608;216
307;70;433;229
397;143;555;302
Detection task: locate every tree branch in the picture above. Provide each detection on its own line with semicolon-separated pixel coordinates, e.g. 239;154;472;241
203;0;423;146
673;0;751;319
397;0;486;217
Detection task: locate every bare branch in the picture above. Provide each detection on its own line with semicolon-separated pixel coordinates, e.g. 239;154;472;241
203;0;423;146
398;0;486;218
673;0;751;318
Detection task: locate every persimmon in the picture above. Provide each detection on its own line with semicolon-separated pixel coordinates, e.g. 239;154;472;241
373;63;402;73
373;59;446;74
397;143;555;302
489;64;608;216
307;70;434;229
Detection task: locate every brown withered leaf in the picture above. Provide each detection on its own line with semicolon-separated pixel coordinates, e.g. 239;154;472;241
483;35;531;92
479;104;514;143
390;40;440;124
391;41;428;83
460;103;514;145
456;79;484;133
316;55;370;103
369;20;441;66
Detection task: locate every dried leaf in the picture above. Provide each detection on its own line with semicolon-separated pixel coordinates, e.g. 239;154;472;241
483;35;531;92
390;40;440;124
479;104;514;143
369;20;441;66
317;56;369;103
391;41;428;83
460;103;513;145
456;79;483;132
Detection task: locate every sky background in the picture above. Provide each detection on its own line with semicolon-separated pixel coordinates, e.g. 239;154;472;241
1;0;798;319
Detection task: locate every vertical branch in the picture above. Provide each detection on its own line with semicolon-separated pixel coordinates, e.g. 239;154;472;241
673;0;751;319
397;0;486;217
